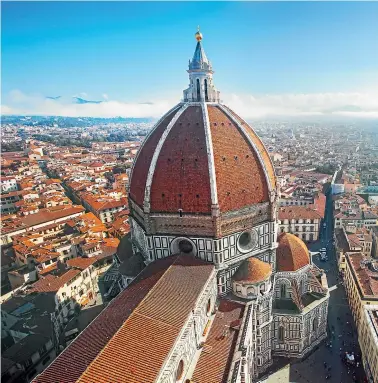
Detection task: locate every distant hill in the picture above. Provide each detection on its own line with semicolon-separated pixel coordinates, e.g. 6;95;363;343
1;115;154;127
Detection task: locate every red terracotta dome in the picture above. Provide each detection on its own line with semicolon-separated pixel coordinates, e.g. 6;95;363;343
129;32;276;217
276;233;311;272
129;103;276;215
233;257;272;284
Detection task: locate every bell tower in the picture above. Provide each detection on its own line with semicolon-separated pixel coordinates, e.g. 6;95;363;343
183;27;220;103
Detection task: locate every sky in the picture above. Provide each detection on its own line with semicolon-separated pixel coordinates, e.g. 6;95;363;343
2;1;378;120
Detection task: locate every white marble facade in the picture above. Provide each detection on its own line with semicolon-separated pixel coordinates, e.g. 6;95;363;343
131;217;277;293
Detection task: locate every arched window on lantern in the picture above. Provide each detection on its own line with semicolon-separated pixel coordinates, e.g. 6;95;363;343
196;79;201;101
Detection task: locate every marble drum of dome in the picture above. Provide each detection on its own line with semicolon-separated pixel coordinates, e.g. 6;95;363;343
232;257;273;299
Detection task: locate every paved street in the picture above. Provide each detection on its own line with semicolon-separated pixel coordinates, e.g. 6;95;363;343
265;191;366;383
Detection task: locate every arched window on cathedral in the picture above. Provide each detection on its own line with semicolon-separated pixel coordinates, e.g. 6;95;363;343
278;326;284;342
300;280;304;294
206;298;211;315
312;317;318;332
280;283;286;298
196;79;201;101
204;79;209;101
176;360;184;381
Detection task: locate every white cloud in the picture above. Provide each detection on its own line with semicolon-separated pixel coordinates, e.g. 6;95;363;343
222;92;378;120
2;89;378;120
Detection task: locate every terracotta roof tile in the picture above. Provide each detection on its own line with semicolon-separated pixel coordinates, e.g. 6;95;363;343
192;300;245;383
222;105;276;190
20;206;85;228
30;269;81;293
278;206;322;220
66;257;97;270
129;106;180;207
208;105;269;212
233;257;272;284
33;255;214;383
150;105;212;213
129;103;276;215
276;232;310;272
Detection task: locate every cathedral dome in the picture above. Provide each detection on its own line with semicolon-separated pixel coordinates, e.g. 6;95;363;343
233;257;272;284
276;233;311;272
129;104;276;215
129;32;276;219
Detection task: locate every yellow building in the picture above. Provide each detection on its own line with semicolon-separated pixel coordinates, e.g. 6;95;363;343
344;253;378;327
358;305;378;383
335;227;361;272
344;253;378;382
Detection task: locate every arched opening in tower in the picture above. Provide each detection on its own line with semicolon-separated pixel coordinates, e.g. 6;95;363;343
196;79;201;101
204;79;209;101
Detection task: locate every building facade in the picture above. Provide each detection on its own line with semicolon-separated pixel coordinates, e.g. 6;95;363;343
278;208;322;242
33;31;329;383
358;305;378;383
344;253;378;328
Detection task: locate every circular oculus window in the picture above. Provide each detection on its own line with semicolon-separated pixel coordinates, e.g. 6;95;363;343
178;239;193;254
237;230;258;253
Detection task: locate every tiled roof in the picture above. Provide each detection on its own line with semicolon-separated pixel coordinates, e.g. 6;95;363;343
129;103;275;214
347;253;378;297
129;106;180;207
66;257;97;270
30;269;81;293
20;206;85;228
232;257;272;284
38;263;58;276
150;105;212;213
222;105;276;190
276;233;310;272
192;300;245;383
81;195;127;212
278;206;322;220
208;105;269;211
33;255;214;383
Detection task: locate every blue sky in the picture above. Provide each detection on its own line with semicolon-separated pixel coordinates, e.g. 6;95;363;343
2;1;378;119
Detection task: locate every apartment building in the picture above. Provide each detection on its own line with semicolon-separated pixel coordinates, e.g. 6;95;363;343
1;206;85;245
1;177;18;193
358;305;378;383
278;207;322;242
344;253;378;328
81;194;128;224
335;227;362;272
